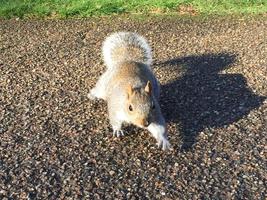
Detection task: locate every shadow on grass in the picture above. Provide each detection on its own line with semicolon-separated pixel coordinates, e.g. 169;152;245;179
156;53;266;150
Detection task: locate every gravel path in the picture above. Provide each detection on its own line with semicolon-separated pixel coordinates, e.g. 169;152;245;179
0;16;267;199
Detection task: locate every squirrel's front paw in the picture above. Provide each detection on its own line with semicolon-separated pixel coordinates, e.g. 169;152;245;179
113;130;124;137
157;137;171;150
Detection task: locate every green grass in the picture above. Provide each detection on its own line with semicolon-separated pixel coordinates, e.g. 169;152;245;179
0;0;266;19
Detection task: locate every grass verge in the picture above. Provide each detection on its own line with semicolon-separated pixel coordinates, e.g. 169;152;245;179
0;0;266;19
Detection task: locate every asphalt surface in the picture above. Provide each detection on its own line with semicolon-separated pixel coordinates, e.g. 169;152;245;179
0;16;267;199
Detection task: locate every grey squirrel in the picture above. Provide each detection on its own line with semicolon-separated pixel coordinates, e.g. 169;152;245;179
89;32;170;150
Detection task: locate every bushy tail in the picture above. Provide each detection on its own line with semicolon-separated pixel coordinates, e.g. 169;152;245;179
102;32;152;69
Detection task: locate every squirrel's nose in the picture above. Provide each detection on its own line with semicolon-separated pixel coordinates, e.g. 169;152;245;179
139;118;150;127
143;120;150;127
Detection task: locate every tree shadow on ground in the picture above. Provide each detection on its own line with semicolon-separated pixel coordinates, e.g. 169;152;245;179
156;53;266;150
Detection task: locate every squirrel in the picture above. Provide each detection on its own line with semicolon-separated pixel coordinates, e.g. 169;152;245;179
89;32;170;150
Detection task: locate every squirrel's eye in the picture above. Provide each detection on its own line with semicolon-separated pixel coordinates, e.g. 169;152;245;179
129;105;133;111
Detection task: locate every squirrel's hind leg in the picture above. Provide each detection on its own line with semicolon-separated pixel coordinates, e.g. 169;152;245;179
88;70;112;100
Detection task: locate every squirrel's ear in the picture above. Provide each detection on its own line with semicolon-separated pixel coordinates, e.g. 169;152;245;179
145;81;152;95
127;85;133;98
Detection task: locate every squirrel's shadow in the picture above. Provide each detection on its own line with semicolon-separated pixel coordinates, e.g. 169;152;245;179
156;53;266;150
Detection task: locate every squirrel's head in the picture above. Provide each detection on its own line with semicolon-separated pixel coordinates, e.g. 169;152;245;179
125;81;155;128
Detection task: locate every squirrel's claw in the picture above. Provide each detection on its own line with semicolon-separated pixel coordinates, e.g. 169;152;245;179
113;130;124;137
157;138;171;150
